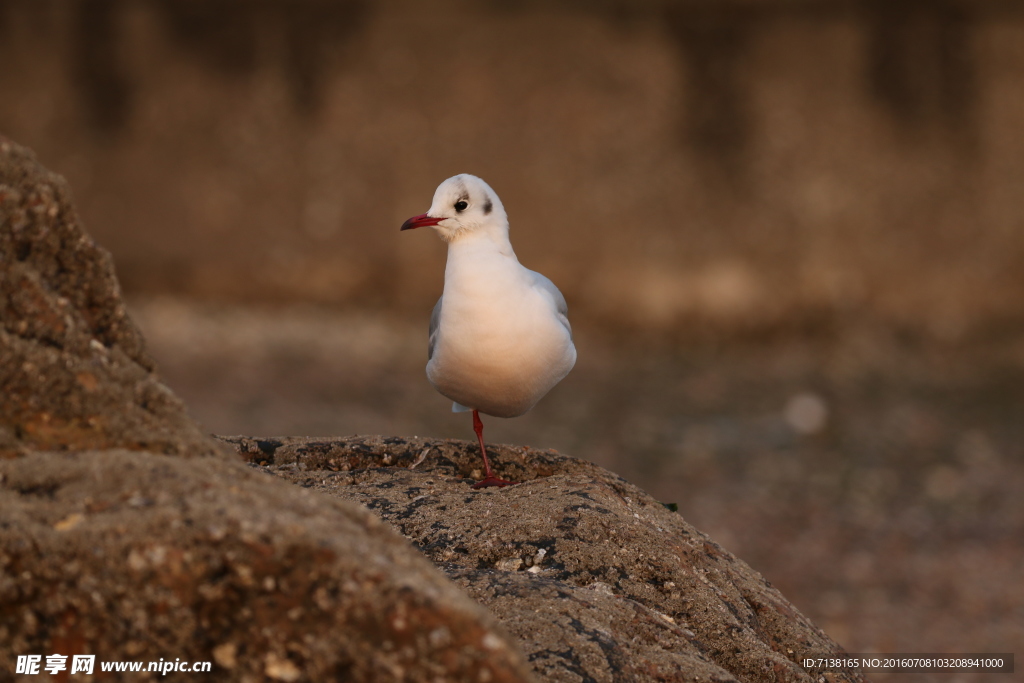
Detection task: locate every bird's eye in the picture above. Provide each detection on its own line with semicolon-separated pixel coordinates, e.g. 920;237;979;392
454;200;468;212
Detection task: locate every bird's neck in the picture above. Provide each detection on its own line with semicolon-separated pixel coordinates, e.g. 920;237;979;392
443;229;523;301
446;225;516;261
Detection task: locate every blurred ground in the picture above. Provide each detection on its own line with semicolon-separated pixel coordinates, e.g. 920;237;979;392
131;298;1024;681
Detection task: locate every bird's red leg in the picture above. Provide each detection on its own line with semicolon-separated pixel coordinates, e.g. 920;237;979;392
470;410;518;489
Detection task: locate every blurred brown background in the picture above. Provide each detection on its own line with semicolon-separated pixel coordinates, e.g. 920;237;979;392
2;0;1022;677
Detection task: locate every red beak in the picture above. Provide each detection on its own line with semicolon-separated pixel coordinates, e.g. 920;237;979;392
400;213;445;231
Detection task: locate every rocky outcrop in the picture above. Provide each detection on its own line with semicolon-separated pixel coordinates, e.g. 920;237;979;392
0;139;534;682
223;435;865;683
0;138;219;458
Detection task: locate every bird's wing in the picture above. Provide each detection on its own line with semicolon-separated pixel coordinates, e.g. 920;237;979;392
529;271;572;340
428;296;443;360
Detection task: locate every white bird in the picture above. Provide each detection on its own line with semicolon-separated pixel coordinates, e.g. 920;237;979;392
401;174;577;488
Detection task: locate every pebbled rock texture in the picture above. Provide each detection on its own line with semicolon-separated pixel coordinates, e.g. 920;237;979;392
222;435;866;683
0;449;534;683
0;138;220;458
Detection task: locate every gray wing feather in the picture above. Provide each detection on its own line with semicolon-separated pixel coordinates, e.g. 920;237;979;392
428;296;443;360
530;271;572;340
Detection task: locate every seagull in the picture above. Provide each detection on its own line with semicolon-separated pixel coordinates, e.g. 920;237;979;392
401;174;577;488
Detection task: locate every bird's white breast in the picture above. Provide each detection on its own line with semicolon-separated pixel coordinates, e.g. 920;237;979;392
426;235;576;418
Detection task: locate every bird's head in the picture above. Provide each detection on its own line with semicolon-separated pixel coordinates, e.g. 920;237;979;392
400;174;508;242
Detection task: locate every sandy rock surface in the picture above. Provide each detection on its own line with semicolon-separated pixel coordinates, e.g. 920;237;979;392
223;435;865;683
